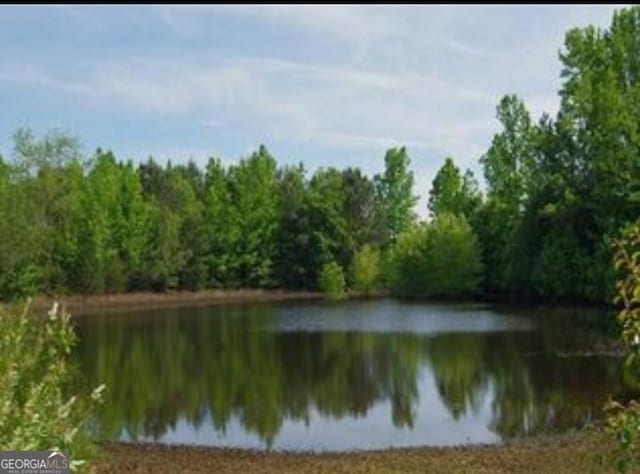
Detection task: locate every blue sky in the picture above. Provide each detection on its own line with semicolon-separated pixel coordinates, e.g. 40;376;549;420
0;5;627;215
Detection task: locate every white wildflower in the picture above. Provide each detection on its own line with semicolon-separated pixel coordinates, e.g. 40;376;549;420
48;302;59;320
91;383;106;401
70;459;86;472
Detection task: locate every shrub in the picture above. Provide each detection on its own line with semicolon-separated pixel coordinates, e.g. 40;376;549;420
600;221;640;473
349;245;381;295
386;213;483;298
0;301;104;471
318;261;346;301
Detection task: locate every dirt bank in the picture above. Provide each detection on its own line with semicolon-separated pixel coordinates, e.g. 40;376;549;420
29;289;325;315
96;433;610;474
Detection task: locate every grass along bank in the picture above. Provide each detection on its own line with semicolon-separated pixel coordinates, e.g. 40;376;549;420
29;289;326;315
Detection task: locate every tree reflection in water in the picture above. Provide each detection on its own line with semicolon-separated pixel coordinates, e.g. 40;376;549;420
72;301;631;449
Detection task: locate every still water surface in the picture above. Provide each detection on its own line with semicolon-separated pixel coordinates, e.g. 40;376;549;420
73;299;630;451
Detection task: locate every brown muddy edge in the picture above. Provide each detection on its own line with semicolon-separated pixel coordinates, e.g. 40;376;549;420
95;431;612;473
24;289;326;316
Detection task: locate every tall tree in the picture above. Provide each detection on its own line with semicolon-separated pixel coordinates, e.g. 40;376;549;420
0;156;41;299
480;95;537;212
10;128;87;294
477;96;538;296
273;164;315;288
203;156;233;287
374;147;418;241
214;145;281;288
559;10;640;233
307;167;349;273
428;157;481;219
234;145;280;287
342;167;385;256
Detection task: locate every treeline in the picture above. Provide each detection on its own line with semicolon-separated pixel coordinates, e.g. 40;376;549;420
1;6;639;304
0;131;418;298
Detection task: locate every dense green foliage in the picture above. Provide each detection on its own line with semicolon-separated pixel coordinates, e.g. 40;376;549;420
601;221;640;473
349;245;382;295
0;133;410;299
387;213;483;298
0;302;104;470
1;6;639;305
374;147;419;241
318;261;347;301
428;157;481;219
471;7;640;303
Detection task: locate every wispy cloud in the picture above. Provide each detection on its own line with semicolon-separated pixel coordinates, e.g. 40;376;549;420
2;55;498;166
0;4;626;217
440;38;496;59
208;5;400;46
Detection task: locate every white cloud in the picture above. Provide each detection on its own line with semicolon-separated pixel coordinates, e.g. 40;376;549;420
4;56;497;163
440;38;495;59
201;5;400;46
88;61;254;115
2;4;630;218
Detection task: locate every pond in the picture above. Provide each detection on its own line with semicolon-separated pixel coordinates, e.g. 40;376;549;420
73;298;632;451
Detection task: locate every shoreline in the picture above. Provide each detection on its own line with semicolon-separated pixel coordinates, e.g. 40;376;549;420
8;288;614;317
96;431;609;473
29;289;327;315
